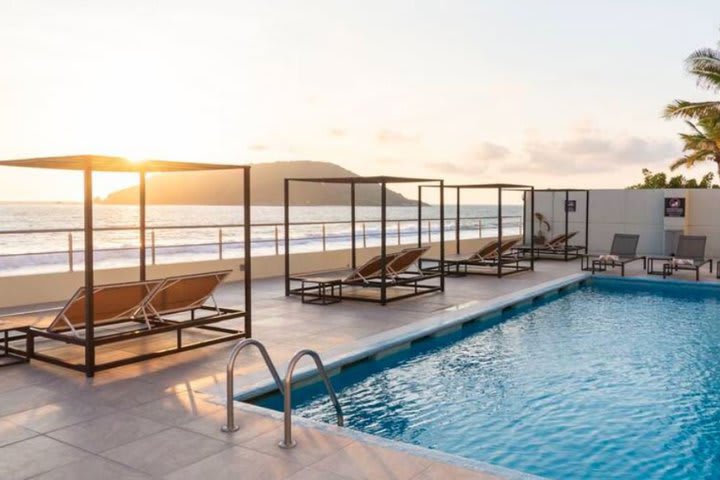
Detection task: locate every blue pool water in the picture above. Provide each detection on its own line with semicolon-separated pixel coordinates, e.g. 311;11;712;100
254;279;720;479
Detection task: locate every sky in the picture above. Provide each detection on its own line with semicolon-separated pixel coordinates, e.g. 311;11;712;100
0;0;718;202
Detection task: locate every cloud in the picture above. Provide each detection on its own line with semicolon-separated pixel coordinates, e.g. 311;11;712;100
377;129;420;143
504;135;679;174
476;142;511;161
248;144;269;151
329;128;346;137
424;142;510;175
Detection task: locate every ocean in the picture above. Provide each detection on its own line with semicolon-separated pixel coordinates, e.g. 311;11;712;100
0;203;522;276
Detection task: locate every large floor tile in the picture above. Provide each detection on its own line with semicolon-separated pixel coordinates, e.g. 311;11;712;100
163;445;304;480
31;456;152;480
0;419;37;447
48;411;168;453
0;384;67;417
312;442;432;480
0;436;90;480
3;398;116;433
182;408;280;444
411;463;502;480
126;391;223;426
102;427;230;477
240;425;352;467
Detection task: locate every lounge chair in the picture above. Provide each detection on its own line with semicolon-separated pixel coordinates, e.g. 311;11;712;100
291;252;402;286
386;246;431;281
45;279;162;335
661;235;712;281
425;238;521;276
512;231;583;260
544;231;578;250
27;269;245;373
580;234;645;276
144;270;232;320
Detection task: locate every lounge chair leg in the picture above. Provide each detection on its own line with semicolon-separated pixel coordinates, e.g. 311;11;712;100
621;265;625;277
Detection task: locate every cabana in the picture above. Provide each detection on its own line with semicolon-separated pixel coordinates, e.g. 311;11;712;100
284;176;444;305
514;188;590;261
420;184;535;277
0;156;251;377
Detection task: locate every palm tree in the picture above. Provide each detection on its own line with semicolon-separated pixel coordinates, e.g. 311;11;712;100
664;46;720;120
669;117;720;176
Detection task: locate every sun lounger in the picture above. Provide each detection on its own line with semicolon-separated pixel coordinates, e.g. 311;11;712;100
386;246;431;281
657;235;712;281
513;231;583;260
46;280;163;335
580;234;646;276
423;238;524;277
28;269;245;373
290;249;443;304
143;270;232;320
291;252;402;285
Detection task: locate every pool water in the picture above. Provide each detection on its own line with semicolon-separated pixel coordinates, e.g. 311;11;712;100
254;279;720;479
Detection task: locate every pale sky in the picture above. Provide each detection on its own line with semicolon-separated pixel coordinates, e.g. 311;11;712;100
0;0;718;202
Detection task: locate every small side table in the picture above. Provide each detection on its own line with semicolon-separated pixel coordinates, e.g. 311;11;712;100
647;256;671;276
300;278;343;305
0;320;31;367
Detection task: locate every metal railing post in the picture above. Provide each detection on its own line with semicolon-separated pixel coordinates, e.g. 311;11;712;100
219;228;224;260
362;223;367;247
68;233;74;272
151;230;156;265
397;221;401;245
427;220;431;243
274;225;279;255
322;224;326;251
478;219;482;238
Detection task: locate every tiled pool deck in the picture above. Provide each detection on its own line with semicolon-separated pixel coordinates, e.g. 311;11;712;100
1;260;717;479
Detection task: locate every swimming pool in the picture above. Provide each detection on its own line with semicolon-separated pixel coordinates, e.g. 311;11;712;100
253;278;720;479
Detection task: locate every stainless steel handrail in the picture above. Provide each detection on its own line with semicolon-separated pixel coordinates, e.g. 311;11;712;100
279;349;344;449
222;339;284;433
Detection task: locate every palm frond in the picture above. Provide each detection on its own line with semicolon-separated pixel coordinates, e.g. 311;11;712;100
670;152;710;171
664;100;720;119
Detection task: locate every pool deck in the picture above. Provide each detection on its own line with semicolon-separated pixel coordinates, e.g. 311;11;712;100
1;259;716;480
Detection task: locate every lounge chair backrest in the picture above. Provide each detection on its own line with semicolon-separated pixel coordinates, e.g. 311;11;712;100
47;280;162;333
145;270;231;316
546;231;578;247
387;246;430;275
676;235;707;261
497;238;520;255
609;234;639;257
344;252;401;283
469;240;501;261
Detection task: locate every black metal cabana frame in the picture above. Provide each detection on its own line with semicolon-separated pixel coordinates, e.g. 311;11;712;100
0;155;252;377
419;184;535;277
518;188;590;261
283;176;445;305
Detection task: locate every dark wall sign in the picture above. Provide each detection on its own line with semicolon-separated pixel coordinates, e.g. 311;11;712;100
664;197;685;217
565;200;576;213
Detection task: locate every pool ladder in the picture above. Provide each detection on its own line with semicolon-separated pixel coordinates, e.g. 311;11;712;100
222;339;344;449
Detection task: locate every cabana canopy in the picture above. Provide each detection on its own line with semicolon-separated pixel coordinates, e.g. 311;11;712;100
420;183;535;277
0;155;242;172
284;176;444;305
523;188;590;261
0;155;251;377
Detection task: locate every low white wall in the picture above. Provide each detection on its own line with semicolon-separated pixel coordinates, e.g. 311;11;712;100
0;235;507;309
525;189;720;257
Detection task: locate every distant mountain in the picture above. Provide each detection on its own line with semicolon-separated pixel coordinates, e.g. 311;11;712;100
100;161;422;206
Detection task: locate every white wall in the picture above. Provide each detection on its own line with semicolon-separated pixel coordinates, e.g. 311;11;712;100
525;189;720;257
